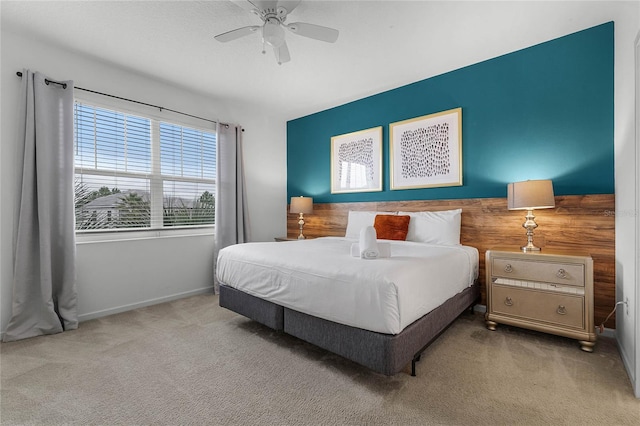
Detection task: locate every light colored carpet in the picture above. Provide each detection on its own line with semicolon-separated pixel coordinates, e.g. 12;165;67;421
1;294;638;425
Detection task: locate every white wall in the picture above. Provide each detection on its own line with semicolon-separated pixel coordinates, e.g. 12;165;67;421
75;234;215;321
0;30;287;330
636;14;640;398
612;4;640;398
636;4;640;400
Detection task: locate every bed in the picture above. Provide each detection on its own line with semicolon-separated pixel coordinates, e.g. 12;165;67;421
217;213;479;376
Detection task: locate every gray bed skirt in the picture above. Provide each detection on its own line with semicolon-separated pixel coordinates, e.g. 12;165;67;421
219;284;284;331
219;283;479;376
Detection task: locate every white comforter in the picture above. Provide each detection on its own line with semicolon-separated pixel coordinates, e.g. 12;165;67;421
216;237;479;335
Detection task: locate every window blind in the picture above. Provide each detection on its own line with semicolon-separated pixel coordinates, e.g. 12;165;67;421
74;102;216;231
160;123;216;227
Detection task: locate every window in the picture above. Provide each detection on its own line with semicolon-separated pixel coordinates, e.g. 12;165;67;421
74;102;216;231
159;122;216;227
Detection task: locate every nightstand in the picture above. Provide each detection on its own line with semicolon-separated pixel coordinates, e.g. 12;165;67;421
485;248;596;352
274;237;299;242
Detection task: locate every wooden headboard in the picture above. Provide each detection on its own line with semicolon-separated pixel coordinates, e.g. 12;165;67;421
287;194;615;328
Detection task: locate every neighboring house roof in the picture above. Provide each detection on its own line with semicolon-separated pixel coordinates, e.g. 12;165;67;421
82;190;200;210
83;190;151;210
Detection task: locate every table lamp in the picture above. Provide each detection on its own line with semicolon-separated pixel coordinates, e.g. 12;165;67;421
290;196;313;239
507;179;555;252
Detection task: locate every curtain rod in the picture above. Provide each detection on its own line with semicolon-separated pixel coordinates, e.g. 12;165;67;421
16;71;218;125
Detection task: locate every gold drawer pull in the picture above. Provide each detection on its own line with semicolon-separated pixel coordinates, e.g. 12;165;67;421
504;264;513;273
504;297;513;306
556;268;568;279
556;305;567;315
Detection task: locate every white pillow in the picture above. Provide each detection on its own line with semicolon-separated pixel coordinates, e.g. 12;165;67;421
345;211;396;239
399;209;462;245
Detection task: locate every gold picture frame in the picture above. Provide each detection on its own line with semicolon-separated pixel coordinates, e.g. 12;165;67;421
389;107;462;190
330;126;383;194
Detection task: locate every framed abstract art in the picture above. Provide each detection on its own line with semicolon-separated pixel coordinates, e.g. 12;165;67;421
389;108;462;190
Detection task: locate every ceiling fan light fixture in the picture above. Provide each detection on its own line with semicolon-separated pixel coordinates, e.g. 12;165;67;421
262;19;285;48
214;0;339;64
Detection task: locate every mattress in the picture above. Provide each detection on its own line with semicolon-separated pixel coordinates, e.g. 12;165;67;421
216;237;479;335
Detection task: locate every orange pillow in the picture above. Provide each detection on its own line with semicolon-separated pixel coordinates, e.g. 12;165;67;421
374;214;410;240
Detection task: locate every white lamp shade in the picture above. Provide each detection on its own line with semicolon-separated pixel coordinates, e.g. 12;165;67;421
290;196;313;214
507;180;555;210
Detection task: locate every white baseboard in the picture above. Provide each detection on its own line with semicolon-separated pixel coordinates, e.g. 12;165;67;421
77;286;214;322
474;304;487;314
0;287;214;341
598;327;617;339
617;338;637;397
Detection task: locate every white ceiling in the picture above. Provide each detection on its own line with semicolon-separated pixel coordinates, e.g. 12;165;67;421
0;0;619;120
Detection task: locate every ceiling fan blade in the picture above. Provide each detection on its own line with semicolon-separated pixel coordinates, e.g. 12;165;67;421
274;41;291;65
286;22;339;43
228;0;259;12
277;0;301;15
214;26;260;43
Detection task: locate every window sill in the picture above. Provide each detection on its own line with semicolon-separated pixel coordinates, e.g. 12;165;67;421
76;225;214;244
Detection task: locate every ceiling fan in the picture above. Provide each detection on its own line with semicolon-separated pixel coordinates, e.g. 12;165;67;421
215;0;339;65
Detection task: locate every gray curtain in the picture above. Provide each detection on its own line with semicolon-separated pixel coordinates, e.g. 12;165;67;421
3;70;77;342
214;123;250;293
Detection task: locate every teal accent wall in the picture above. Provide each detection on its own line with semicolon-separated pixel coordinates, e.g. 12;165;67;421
287;22;614;203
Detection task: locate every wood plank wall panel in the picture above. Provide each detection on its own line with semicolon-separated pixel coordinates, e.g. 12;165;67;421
287;194;616;328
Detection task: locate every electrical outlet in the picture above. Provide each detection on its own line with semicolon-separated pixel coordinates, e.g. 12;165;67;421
626;297;630;316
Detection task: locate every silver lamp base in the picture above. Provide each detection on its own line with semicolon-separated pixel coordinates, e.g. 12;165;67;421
297;213;306;239
521;243;541;252
521;209;542;252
